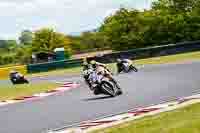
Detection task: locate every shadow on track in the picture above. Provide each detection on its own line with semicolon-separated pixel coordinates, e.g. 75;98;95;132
83;95;113;101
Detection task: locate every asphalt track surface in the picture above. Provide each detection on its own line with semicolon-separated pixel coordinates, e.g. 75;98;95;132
0;61;200;133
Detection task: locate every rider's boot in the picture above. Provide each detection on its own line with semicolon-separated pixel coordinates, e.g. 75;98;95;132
85;79;93;90
93;88;101;95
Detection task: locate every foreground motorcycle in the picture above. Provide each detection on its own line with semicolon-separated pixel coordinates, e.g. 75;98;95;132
83;66;122;97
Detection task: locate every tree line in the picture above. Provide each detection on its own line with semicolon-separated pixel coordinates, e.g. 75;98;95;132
0;0;200;65
99;0;200;50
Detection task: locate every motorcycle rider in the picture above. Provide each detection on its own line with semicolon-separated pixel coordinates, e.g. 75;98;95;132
9;70;25;84
82;60;92;71
90;60;122;94
116;58;133;74
82;61;93;89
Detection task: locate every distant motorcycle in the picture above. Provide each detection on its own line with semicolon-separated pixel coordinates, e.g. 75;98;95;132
118;62;138;73
9;72;29;85
83;66;121;97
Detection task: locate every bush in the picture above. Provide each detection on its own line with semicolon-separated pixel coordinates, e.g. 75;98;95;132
0;56;3;65
15;46;32;64
0;55;15;65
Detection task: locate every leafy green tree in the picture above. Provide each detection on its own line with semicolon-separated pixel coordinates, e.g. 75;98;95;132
19;30;33;45
15;45;32;64
152;0;197;13
0;56;3;65
68;31;110;54
80;31;109;50
0;40;18;54
32;28;71;53
0;40;8;49
192;0;200;15
98;0;200;51
6;40;18;52
68;35;83;53
100;8;143;50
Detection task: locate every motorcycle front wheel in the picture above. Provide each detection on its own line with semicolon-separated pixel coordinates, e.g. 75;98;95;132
24;79;29;84
101;81;116;97
130;65;138;72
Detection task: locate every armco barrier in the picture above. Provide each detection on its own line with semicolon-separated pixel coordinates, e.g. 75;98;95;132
0;65;27;79
27;40;200;73
27;59;82;73
93;40;200;63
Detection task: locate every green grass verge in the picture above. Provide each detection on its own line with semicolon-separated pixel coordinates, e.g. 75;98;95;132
0;82;59;100
135;51;200;65
27;66;81;78
27;51;200;77
0;64;17;68
92;103;200;133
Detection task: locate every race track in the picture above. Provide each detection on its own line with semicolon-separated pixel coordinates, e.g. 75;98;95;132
0;61;200;133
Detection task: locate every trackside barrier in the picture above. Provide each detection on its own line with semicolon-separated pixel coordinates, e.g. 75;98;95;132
0;65;27;79
27;59;82;73
27;40;200;73
93;40;200;63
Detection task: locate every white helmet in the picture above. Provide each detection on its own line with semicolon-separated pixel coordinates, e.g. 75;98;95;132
10;70;17;74
116;58;122;63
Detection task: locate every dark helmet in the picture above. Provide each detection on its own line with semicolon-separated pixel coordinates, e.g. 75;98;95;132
82;62;90;69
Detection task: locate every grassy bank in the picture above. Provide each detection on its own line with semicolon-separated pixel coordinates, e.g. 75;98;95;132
0;82;59;100
92;102;200;133
28;66;81;78
28;51;200;77
135;51;200;65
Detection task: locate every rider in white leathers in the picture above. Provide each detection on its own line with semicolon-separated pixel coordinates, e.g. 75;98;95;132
90;60;122;94
116;58;133;73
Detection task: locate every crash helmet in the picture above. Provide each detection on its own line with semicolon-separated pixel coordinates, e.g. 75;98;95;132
116;58;122;63
90;60;97;68
10;69;17;74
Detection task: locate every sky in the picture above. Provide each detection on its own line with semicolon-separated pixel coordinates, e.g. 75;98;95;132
0;0;153;39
